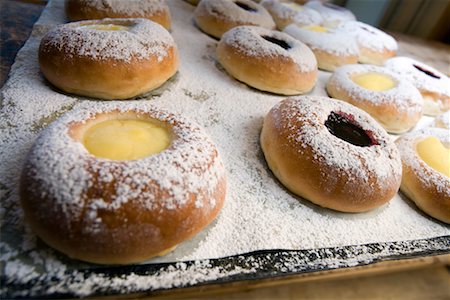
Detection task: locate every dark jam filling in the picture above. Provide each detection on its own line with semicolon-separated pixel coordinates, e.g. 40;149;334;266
235;1;257;12
325;112;378;147
261;35;291;50
413;64;441;79
323;3;345;11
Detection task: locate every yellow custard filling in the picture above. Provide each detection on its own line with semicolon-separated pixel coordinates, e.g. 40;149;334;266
81;24;129;31
352;72;396;91
83;119;171;160
282;3;304;11
303;25;328;33
416;136;450;177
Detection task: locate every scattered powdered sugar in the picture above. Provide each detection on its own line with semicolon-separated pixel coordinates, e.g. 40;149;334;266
304;0;356;26
220;26;317;71
328;64;423;115
1;0;449;297
85;0;168;15
194;0;275;27
41;18;174;62
396;128;450;194
430;111;450;129
284;24;359;56
384;56;450;97
336;21;397;52
260;0;323;28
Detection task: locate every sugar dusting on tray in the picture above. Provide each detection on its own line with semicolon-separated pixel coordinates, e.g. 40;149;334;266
1;0;449;297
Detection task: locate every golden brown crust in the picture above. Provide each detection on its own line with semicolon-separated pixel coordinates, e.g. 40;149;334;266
20;106;227;264
65;0;172;29
359;47;396;66
38;19;179;100
312;48;358;72
39;44;178;100
194;0;275;39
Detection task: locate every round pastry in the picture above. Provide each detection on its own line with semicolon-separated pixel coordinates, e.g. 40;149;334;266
396;128;450;223
430;111;450;129
326;64;423;134
20;102;227;264
65;0;172;30
194;0;276;39
384;56;450;116
217;26;318;95
304;0;355;26
284;23;359;71
260;96;402;213
260;0;323;30
39;18;179;100
336;21;397;65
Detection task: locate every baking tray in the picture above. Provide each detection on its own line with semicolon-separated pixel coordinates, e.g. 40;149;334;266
1;0;449;298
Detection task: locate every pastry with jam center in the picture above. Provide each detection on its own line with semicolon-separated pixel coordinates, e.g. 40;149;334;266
260;96;402;212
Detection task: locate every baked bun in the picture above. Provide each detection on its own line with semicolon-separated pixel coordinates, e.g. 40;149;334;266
327;64;423;134
217;26;318;95
39;18;179;100
194;0;275;39
20;102;227;264
430;112;450;130
65;0;172;29
336;21;397;65
284;23;359;71
396;128;450;223
260;96;402;212
260;0;323;30
384;56;450;116
304;0;355;26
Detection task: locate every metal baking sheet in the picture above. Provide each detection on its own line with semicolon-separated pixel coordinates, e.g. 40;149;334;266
1;0;449;298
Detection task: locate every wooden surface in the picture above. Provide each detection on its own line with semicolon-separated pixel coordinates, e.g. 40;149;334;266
1;1;449;299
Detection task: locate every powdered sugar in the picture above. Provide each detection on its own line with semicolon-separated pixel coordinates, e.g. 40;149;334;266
41;18;174;62
220;25;317;71
431;112;450;129
1;0;449;297
284;23;359;56
336;21;397;52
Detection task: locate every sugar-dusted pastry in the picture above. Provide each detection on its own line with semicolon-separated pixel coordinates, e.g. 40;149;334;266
194;0;275;39
336;21;397;65
396;128;450;224
284;23;359;71
217;26;318;95
39;18;179;100
384;56;450;116
65;0;171;29
20;103;227;264
327;64;423;133
261;96;402;212
260;0;323;30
